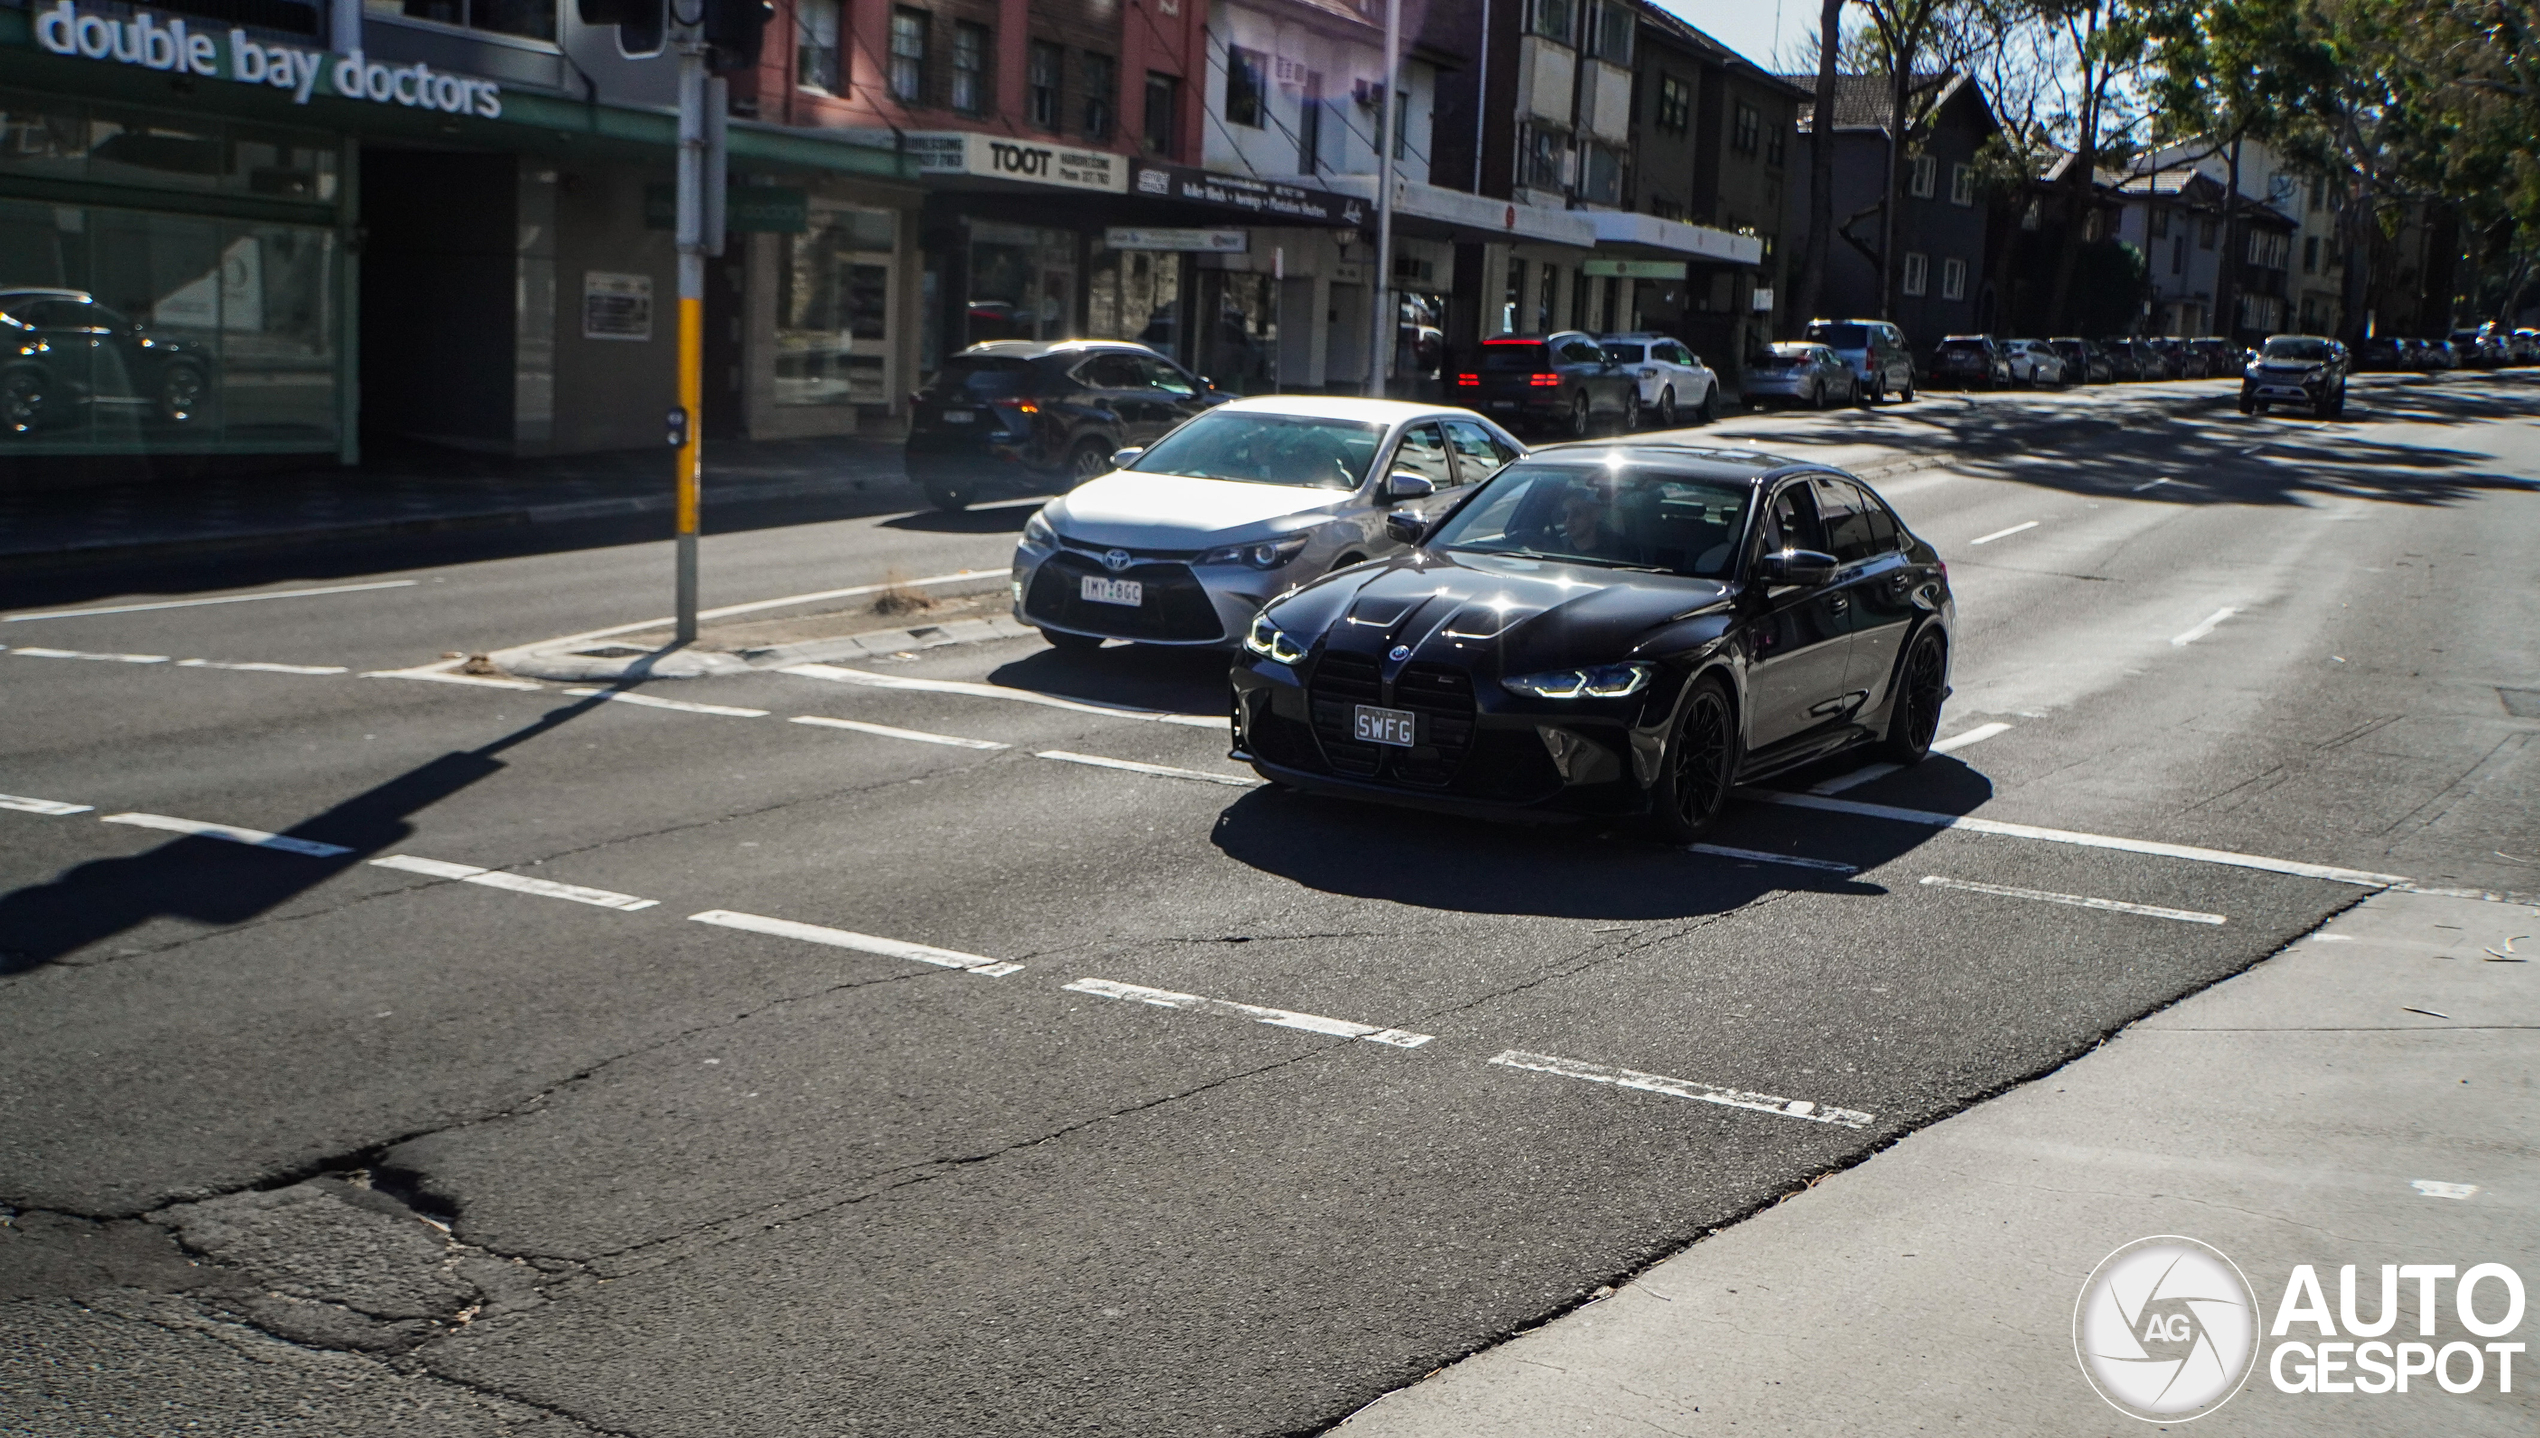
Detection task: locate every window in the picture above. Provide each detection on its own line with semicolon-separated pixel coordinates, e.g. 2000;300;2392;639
1817;480;1890;564
1732;102;1759;154
1521;124;1567;191
1656;75;1689;135
1440;419;1520;485
2303;235;2320;274
2308;176;2324;212
1529;0;1576;44
776;204;898;407
951;22;988;115
1027;40;1061;130
1587;0;1633;62
395;0;553;41
888;9;926;104
795;0;841;92
2149;207;2169;239
1651;195;1683;221
2171;235;2184;274
1901;251;1928;296
1765;121;1783;167
2199;217;2217;248
1083;53;1116;141
1144;72;1180;153
1297;71;1323;172
1225;45;1266;128
1940;256;1965;301
1908;154;1935;198
1581;142;1623;205
1948;162;1974;206
1392;423;1456;488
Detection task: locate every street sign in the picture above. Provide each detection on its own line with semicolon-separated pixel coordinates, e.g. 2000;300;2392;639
1105;228;1247;253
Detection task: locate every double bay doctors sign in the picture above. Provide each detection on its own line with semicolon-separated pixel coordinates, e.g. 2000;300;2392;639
33;0;504;116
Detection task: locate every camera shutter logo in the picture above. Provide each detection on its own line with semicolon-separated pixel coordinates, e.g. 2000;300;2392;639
2074;1236;2259;1421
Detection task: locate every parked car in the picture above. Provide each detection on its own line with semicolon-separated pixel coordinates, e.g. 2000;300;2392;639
2186;337;2236;377
1744;342;1857;408
1597;333;1720;427
2512;329;2540;364
2239;334;2350;418
2048;337;2113;384
1930;335;2013;389
2425;339;2461;370
2146;337;2204;378
1012;397;1526;650
1;287;212;437
2097;338;2150;381
2354;335;2406;371
2001;339;2066;386
2449;328;2507;369
1229;443;1956;838
1803;318;1918;402
1453;331;1641;437
905;339;1228;511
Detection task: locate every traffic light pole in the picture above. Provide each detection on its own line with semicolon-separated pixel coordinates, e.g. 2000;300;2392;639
672;40;706;645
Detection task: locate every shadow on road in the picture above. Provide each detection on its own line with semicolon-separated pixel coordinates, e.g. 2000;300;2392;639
880;503;1041;535
0;692;612;976
985;643;1231;714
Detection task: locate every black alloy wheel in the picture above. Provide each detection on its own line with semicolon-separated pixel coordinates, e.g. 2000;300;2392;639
1900;377;1916;402
1653;674;1738;841
1041;627;1105;653
1811;380;1828;410
1068;439;1111;485
1566;390;1590;438
1656;386;1677;428
1621;387;1640;430
158;365;205;424
1878;627;1948;764
2;366;43;433
1697;385;1717;424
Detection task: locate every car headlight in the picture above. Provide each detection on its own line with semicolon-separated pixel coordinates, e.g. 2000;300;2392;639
1023;511;1057;548
1199;534;1310;569
1244;613;1308;665
1502;663;1653;699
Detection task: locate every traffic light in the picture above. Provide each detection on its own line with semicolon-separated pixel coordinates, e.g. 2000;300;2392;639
700;0;773;73
577;0;663;57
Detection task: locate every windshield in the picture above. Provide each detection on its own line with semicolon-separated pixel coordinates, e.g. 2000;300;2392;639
1936;339;1986;352
2261;337;2332;363
1806;323;1870;349
1126;411;1384;489
925;356;1032;396
1479;342;1549;372
1429;463;1752;577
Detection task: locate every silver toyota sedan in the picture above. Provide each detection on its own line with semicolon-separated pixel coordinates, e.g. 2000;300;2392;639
1010;396;1527;650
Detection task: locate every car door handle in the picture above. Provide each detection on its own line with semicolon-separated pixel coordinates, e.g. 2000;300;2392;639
1827;594;1849;612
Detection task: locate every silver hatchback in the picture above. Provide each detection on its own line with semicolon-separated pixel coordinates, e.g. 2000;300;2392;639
1011;396;1527;650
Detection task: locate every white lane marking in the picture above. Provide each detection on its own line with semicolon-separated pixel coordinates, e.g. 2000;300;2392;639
689;909;1021;975
781;663;1224;729
1064;977;1432;1048
1929;721;2012;754
371;854;658;910
498;571;992;657
788;715;1009;749
2411;1180;2479;1201
1918;875;2227;925
1810;762;1899;794
2170;606;2237;646
175;659;351;675
11;647;170;664
1489;1050;1874;1129
0;794;93;816
1685;843;1857;874
560;687;769;717
99;813;352;858
2309;934;2358;942
1036;751;1262;787
1968;521;2039;546
3;580;419;623
1744;790;2415;889
2132;477;2171;492
363;666;545;691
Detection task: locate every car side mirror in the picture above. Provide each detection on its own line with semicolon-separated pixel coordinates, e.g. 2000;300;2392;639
1384;471;1435;502
1385;509;1427;544
1757;548;1837;587
1110;447;1144;470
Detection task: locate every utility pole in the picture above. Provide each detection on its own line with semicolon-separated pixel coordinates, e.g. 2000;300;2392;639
1367;0;1400;398
672;40;707;644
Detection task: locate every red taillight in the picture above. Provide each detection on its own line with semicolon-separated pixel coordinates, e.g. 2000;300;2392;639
988;397;1039;414
1529;373;1561;387
1454;373;1479;386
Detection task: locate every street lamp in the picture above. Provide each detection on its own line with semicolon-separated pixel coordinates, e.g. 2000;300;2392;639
1367;0;1399;399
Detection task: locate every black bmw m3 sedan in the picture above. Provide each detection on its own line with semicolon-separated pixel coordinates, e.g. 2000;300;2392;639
1228;443;1956;839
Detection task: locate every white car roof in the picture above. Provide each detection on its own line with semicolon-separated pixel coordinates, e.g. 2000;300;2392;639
1206;395;1474;424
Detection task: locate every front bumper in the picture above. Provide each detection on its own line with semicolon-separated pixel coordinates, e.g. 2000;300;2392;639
2243;374;2326;403
1744;374;1810;398
1013;539;1301;647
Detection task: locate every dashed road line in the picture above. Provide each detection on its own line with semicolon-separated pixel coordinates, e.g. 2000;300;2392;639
1929;721;2012;755
2170;607;2237;646
1488;1050;1875;1128
689;909;1022;975
371;854;658;910
789;715;1010;749
1810;762;1899;794
1917;875;2227;925
781;662;1224;728
1065;977;1432;1048
1685;843;1857;874
0;794;92;816
98;812;352;858
363;666;544;691
3;580;419;623
561;687;770;717
1969;521;2039;546
1743;790;2414;888
10;647;170;664
1037;751;1262;787
175;659;351;675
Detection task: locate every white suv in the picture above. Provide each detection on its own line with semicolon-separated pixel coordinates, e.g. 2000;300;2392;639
2002;339;2066;387
1599;333;1720;427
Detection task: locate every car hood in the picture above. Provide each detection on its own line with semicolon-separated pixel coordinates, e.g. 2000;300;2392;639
1267;550;1733;672
1049;471;1357;546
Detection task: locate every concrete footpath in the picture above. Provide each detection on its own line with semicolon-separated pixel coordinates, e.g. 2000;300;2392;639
1333;887;2538;1436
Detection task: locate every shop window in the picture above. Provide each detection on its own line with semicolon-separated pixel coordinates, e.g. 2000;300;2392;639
389;0;555;42
1196;270;1277;392
1949;162;1974;206
1086;244;1181;353
1027;41;1061;130
951;22;989;116
1656;76;1689;136
889;9;927;105
1901;251;1927;297
1144;72;1181;154
1940;256;1965;300
1082;53;1117;142
1297;71;1324;173
1529;0;1576;45
797;0;842;94
964;222;1075;348
1226;46;1267;129
1732;102;1758;155
1908;154;1935;197
776;205;897;407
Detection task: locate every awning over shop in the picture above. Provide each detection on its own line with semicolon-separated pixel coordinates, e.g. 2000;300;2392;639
1129;162;1366;228
1586;211;1762;265
1320;174;1598;248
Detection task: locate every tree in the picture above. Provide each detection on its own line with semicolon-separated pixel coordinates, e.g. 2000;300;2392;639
2034;0;2158;332
1790;0;1848;333
1848;0;1990;316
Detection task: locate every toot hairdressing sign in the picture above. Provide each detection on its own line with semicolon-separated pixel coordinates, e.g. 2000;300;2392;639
32;1;503;117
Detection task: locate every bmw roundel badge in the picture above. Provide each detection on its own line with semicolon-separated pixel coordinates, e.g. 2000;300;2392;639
1388;645;1411;661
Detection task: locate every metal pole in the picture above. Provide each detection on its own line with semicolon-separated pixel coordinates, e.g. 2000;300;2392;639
1368;0;1400;397
674;43;706;645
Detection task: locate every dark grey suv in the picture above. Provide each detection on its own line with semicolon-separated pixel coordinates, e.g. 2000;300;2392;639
904;340;1229;511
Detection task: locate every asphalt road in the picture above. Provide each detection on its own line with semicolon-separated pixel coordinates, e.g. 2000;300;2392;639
3;371;2536;1435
